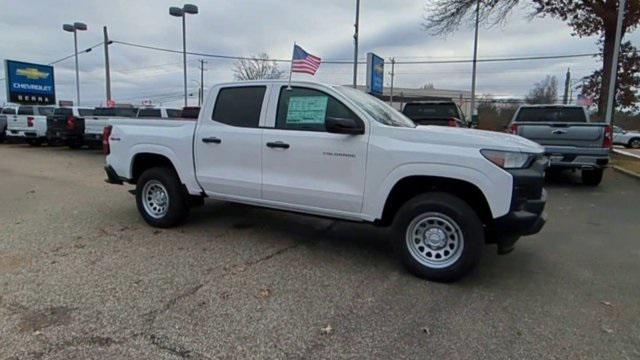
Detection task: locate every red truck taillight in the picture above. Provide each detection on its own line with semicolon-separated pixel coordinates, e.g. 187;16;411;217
509;123;518;134
103;125;112;155
66;116;76;130
603;125;613;149
27;116;34;127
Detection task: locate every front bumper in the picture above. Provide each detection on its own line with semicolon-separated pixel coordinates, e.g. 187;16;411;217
489;156;548;252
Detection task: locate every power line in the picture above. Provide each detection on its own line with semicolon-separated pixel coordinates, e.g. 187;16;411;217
111;39;602;65
48;42;104;65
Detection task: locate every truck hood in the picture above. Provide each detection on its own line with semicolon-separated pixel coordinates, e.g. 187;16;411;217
388;125;544;154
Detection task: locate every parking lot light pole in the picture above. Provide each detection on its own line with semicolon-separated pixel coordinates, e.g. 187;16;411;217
63;22;87;106
170;4;198;107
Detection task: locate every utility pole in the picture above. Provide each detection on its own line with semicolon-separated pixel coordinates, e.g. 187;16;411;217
198;59;207;106
563;68;570;105
352;0;360;88
605;0;626;125
103;26;112;103
389;58;396;106
470;0;480;125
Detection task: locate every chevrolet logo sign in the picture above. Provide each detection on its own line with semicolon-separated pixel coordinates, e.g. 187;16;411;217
16;67;50;80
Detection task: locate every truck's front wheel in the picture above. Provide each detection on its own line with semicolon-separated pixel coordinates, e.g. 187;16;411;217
136;167;189;228
393;193;483;282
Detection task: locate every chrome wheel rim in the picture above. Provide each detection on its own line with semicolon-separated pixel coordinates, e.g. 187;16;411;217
142;180;169;219
631;139;640;149
405;212;464;268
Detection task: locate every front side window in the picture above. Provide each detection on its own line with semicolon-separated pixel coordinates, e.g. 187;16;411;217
137;108;161;118
54;108;73;116
18;106;34;115
2;108;16;115
275;87;360;132
212;86;266;128
166;109;181;118
78;108;94;116
36;107;54;116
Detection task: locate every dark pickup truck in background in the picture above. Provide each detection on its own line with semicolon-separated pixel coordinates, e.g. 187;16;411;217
509;105;612;186
46;107;94;148
402;101;469;127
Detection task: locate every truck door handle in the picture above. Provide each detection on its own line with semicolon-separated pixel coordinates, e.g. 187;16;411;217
202;137;222;144
266;141;290;149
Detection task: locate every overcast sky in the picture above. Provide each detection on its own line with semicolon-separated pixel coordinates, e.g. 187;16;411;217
1;0;638;107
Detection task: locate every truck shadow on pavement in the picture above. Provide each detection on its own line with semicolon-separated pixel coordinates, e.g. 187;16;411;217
177;200;545;288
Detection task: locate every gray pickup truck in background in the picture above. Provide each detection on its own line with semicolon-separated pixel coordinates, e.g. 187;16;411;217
509;105;612;186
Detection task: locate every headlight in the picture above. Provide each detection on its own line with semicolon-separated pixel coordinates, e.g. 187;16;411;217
480;149;534;169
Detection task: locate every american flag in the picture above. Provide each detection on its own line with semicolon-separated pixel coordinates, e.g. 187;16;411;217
291;45;321;75
576;94;593;106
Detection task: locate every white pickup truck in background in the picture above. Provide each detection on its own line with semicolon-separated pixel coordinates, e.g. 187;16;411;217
0;106;18;143
104;80;548;282
85;107;138;145
5;105;54;146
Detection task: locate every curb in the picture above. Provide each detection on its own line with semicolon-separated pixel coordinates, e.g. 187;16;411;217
612;165;640;181
613;149;640;160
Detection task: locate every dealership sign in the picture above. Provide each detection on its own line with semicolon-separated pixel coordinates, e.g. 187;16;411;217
366;53;384;95
4;59;56;105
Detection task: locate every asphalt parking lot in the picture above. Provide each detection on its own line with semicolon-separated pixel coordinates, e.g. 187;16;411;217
1;144;639;359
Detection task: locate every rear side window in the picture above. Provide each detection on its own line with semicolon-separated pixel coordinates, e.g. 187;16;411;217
94;108;114;116
516;107;587;122
212;86;266;127
78;108;94;116
137;108;161;118
166;109;181;118
54;108;73;116
276;87;358;132
181;107;200;119
18;106;34;115
2;108;16;115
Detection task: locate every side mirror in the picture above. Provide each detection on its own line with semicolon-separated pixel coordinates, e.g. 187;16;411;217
326;117;364;135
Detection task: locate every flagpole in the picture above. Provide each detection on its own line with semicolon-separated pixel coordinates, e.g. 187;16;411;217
287;42;296;90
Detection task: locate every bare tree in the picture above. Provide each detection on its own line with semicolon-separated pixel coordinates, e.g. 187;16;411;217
423;0;640;114
233;53;283;81
525;75;558;104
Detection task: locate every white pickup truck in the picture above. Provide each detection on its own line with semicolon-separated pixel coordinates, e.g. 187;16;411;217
5;105;54;146
104;80;548;281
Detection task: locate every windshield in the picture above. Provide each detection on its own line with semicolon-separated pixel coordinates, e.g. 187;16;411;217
516;107;587;123
335;86;415;128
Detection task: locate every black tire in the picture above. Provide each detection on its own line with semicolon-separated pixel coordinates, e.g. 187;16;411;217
392;192;484;282
26;139;43;147
629;138;640;149
582;168;604;186
68;141;83;149
136;167;189;228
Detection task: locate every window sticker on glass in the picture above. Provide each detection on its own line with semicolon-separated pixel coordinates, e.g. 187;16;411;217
286;96;328;124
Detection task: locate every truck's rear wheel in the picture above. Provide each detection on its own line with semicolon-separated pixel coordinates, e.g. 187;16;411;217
393;193;483;282
136;167;189;228
582;168;603;186
629;138;640;149
26;139;43;147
